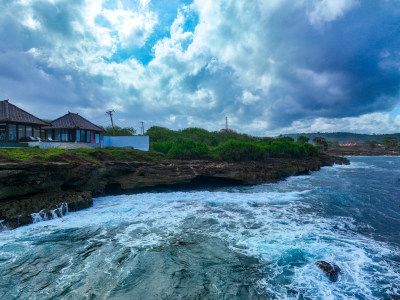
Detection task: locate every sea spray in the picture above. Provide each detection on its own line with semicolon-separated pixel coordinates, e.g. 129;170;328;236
31;203;69;223
1;157;399;299
0;220;8;232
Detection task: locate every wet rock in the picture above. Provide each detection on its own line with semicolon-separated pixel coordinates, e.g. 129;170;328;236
315;260;341;282
0;154;349;229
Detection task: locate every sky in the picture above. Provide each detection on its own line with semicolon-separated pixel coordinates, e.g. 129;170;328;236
0;0;400;136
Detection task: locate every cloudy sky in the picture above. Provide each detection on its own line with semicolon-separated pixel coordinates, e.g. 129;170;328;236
1;0;400;135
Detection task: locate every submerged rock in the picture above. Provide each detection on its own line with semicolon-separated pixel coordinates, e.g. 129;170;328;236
315;260;341;282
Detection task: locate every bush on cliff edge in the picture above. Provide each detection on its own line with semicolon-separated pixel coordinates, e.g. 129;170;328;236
166;138;209;160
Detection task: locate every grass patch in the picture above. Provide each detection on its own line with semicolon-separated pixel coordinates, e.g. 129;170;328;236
0;148;165;164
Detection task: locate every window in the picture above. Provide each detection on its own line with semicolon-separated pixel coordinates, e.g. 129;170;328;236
86;130;91;143
33;127;40;138
61;129;68;142
26;126;32;137
45;130;52;140
18;125;26;139
68;129;74;142
0;124;6;141
76;129;80;142
54;129;61;141
80;130;86;143
8;124;17;141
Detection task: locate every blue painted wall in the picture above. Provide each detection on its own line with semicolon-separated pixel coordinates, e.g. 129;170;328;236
101;136;149;151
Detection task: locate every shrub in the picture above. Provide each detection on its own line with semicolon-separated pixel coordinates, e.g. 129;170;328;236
146;126;179;143
275;135;295;142
296;135;310;144
303;143;320;156
167;138;209;159
152;141;174;154
267;141;307;158
213;140;267;162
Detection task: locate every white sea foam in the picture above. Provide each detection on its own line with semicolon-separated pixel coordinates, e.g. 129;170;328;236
1;158;399;299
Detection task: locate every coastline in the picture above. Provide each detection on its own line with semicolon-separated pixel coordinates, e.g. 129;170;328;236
326;148;400;156
0;153;349;229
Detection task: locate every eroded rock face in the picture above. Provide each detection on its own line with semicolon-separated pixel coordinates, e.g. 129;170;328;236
0;154;349;229
0;191;92;229
315;260;341;282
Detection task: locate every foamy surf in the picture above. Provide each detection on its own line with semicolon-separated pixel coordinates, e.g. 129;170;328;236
0;157;399;299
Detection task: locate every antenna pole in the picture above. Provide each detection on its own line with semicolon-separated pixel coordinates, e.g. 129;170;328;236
140;121;145;135
106;110;115;135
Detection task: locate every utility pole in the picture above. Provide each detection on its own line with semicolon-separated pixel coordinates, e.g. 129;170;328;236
106;110;115;135
139;121;145;135
225;116;228;131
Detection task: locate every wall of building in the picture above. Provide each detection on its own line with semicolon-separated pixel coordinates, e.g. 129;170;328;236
28;141;100;149
101;136;149;151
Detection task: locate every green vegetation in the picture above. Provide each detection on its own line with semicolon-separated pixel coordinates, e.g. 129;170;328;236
0;147;164;164
146;126;320;161
100;126;136;136
312;137;328;151
166;138;209;159
0;127;321;164
383;136;399;149
296;135;310;144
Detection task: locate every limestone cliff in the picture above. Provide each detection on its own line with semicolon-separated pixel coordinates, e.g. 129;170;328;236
0;154;349;229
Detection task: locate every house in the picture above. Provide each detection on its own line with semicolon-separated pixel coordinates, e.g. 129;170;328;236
0;100;48;142
43;112;103;144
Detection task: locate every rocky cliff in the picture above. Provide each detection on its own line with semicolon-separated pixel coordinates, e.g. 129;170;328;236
0;154;348;229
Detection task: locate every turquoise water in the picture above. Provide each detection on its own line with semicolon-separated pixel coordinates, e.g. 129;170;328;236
0;157;399;299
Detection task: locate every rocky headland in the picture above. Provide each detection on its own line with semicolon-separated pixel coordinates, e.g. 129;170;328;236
0;153;348;229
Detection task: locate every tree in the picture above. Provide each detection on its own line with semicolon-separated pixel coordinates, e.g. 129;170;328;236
365;140;378;149
276;135;294;142
312;137;328;151
296;135;310;144
101;126;136;136
383;136;399;149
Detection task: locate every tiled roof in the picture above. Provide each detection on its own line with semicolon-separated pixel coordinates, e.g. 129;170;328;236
44;112;103;131
0;100;48;126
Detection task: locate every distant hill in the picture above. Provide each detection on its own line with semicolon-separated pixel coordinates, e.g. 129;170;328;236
285;132;400;143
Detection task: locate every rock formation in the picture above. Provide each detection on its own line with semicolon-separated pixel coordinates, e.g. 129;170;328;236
315;260;341;282
0;153;349;229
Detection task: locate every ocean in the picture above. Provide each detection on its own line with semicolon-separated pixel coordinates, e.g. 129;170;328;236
0;157;399;299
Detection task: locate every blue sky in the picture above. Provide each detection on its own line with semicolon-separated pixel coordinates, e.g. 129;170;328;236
0;0;400;135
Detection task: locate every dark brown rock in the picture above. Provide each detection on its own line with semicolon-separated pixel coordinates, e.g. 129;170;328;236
0;191;92;229
0;154;349;229
315;260;341;282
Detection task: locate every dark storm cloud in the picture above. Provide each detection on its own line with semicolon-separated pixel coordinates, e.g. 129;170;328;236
0;0;399;133
218;0;400;129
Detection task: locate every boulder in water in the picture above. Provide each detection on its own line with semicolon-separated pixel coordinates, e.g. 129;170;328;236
315;260;341;282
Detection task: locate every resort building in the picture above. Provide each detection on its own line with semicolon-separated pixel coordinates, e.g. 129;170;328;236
0;100;48;142
43;112;103;144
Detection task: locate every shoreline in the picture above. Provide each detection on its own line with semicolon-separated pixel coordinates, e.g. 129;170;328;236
326;148;400;157
0;154;349;229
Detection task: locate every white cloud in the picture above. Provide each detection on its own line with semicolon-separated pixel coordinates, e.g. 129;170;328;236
239;91;260;105
102;8;157;48
309;0;359;25
1;0;399;136
278;112;400;135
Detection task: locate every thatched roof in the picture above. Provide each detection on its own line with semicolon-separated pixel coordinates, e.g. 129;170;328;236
44;112;103;132
0;100;48;126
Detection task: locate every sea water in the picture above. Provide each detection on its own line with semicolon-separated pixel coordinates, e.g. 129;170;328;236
0;157;399;299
